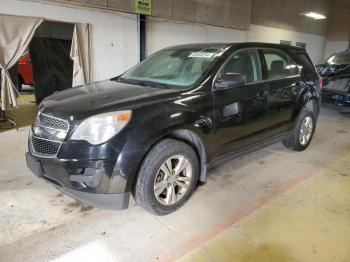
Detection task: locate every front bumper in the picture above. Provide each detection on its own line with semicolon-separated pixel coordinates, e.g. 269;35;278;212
25;152;130;210
59;187;130;210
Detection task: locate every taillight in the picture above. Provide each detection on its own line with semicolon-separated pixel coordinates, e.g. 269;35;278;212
319;77;324;90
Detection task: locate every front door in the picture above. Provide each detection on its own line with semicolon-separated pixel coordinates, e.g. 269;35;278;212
212;48;271;156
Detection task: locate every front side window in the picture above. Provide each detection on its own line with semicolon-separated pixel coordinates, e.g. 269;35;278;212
263;49;299;80
119;48;222;89
219;49;262;83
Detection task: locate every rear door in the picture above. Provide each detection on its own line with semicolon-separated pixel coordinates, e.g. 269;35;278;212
260;48;301;128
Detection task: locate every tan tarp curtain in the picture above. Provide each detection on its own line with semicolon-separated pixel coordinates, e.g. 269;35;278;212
0;14;43;110
70;23;92;87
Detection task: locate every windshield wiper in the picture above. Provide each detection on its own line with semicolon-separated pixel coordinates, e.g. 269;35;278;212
135;80;170;89
113;77;171;89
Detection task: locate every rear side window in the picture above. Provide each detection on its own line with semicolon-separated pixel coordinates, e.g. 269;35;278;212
263;49;299;80
219;49;262;83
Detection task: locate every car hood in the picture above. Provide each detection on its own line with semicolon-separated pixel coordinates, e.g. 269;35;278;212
40;80;181;119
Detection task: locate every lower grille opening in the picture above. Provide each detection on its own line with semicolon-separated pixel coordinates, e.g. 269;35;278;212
31;135;61;157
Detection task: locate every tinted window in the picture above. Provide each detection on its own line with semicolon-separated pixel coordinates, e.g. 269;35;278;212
289;59;302;76
120;48;221;89
220;49;262;83
263;49;297;80
296;51;315;71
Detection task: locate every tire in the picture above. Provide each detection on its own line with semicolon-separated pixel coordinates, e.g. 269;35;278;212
282;107;316;151
134;139;199;215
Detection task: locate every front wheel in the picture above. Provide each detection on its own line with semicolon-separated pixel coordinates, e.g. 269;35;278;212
283;108;316;151
133;139;199;215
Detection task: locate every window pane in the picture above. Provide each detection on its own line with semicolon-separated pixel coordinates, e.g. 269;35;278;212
263;50;294;80
221;49;262;83
296;52;315;71
121;48;220;88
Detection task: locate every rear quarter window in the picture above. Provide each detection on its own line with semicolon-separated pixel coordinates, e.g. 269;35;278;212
294;51;316;72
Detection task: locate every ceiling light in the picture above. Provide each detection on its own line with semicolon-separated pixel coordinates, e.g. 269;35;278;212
300;11;326;20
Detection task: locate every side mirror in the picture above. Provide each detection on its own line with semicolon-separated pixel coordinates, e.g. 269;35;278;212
214;73;247;90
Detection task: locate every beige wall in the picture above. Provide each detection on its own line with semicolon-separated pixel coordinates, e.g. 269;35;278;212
23;0;336;36
251;0;331;36
146;18;247;55
323;0;350;59
327;0;350;41
247;24;327;63
18;0;337;62
1;0;140;81
25;0;252;30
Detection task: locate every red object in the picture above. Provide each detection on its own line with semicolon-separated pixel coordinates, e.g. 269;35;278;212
18;52;33;86
319;77;324;90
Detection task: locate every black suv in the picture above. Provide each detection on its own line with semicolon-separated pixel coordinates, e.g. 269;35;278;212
26;43;321;215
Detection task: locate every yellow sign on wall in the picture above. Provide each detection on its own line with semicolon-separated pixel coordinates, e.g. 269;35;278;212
135;0;152;15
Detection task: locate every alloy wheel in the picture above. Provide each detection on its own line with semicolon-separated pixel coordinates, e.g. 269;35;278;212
153;155;192;206
299;116;314;146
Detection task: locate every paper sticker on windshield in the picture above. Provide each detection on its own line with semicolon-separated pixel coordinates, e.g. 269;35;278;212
189;52;215;58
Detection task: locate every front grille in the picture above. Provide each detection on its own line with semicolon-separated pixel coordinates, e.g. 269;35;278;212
37;113;69;131
31;135;61;157
30;113;69;158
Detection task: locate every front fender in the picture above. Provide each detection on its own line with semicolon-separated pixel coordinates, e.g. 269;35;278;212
108;91;213;193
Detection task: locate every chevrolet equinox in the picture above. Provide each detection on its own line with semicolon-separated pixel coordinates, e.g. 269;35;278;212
26;43;321;215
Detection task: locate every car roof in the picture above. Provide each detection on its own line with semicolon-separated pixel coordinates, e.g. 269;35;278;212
165;42;305;52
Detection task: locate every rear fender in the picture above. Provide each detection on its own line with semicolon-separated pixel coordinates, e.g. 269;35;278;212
294;85;320;119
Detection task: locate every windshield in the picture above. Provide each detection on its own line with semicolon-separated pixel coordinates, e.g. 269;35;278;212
324;52;350;65
119;48;222;89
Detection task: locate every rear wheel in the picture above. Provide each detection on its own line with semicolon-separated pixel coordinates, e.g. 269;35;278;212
283;107;316;151
134;139;199;215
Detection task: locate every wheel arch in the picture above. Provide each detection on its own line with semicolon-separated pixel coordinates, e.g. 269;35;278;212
295;86;320;119
131;128;208;191
166;129;207;183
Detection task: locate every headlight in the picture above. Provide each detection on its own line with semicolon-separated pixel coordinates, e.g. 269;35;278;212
71;111;131;145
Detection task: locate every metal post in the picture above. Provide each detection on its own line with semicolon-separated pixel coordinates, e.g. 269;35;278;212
139;14;147;61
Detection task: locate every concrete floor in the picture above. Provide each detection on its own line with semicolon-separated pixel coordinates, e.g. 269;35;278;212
0;106;350;262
